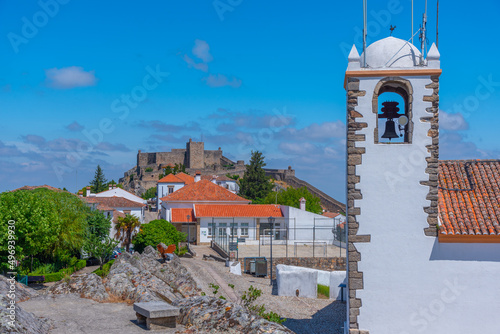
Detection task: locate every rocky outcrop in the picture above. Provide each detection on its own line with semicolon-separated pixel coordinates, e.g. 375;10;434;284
45;245;201;304
173;296;294;334
0;275;52;334
46;273;110;302
104;246;200;303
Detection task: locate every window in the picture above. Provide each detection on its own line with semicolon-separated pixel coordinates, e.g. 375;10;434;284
208;223;215;236
168;186;174;194
373;79;413;144
230;223;238;236
218;223;227;236
240;223;249;236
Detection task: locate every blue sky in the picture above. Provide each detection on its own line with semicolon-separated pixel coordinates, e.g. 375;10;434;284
1;0;499;202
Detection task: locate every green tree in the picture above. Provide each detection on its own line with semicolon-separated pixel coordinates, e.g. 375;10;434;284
90;165;108;193
263;186;322;214
239;151;273;202
142;187;157;200
0;188;88;272
132;219;186;253
114;214;141;252
86;210;112;241
83;236;118;270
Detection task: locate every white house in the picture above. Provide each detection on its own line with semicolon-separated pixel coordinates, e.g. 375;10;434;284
84;196;146;224
96;184;146;204
345;36;500;333
160;179;250;241
157;172;194;208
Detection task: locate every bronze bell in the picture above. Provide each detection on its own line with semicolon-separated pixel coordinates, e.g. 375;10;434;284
381;119;399;140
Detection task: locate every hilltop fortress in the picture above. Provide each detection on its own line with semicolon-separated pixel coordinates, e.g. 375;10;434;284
119;139;344;213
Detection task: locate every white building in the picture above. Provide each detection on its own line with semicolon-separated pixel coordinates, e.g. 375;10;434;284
96;184;146;204
345;36;500;333
156;172;194;208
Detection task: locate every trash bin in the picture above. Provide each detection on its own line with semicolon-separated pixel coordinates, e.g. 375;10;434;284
255;259;267;277
249;260;256;275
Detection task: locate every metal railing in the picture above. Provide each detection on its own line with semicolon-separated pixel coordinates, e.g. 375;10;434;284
211;217;346;259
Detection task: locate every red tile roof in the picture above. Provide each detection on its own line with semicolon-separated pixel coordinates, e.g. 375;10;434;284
84;196;146;208
323;212;340;219
171;208;196;223
438;160;500;238
175;172;195;185
112;210;126;224
195;204;283;218
158;174;185;183
160;180;249;203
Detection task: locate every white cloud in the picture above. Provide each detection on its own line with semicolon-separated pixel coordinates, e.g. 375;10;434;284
183;54;208;72
192;39;213;63
66;121;84;132
45;66;97;89
279;142;318;155
203;74;242;88
281;121;345;140
440;110;469;131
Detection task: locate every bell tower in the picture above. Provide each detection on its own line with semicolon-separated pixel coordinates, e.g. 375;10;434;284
345;37;441;333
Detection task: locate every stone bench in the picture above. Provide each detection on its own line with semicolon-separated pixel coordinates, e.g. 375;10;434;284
133;301;180;330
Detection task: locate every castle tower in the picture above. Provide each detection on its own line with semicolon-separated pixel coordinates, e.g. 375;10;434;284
345;37;440;333
186;138;204;169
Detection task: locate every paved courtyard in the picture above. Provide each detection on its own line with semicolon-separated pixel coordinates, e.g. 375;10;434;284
235;243;346;259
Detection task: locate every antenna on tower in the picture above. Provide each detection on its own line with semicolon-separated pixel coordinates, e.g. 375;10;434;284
419;0;428;65
411;0;414;44
362;0;367;67
436;0;439;49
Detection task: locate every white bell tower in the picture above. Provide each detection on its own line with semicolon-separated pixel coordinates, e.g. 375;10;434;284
345;37;441;333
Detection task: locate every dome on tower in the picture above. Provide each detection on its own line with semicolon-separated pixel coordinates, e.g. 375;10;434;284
361;37;422;68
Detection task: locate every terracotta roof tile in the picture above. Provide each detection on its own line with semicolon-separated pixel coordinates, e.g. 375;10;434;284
175;172;195;185
322;212;340;218
84;196;146;208
171;208;196;222
158;174;185;183
160;180;249;203
195;204;283;218
438;160;500;237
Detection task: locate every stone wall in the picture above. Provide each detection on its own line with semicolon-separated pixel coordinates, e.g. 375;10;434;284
345;77;370;331
421;75;440;236
186;140;204;169
236;257;346;280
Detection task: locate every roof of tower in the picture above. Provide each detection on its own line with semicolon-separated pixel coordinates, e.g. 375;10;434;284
361;37;422;69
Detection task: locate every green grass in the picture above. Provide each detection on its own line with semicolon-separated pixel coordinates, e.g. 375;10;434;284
317;284;330;298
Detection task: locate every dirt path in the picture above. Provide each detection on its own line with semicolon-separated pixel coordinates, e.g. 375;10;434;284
182;245;346;334
20;294;184;334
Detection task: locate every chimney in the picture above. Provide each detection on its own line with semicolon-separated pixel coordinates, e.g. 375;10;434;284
78;191;83;197
299;197;306;211
109;184;112;190
86;186;91;197
194;171;201;182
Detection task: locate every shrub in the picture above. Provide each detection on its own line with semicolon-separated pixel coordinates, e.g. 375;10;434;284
75;260;86;271
93;259;114;278
31;263;57;275
317;284;330;298
145;167;153;172
133;219;186;253
43;272;64;282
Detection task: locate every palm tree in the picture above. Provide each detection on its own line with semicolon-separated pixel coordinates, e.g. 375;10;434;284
114;214;141;252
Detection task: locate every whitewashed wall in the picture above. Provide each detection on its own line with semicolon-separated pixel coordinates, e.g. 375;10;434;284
157;182;184;207
96;188;146;204
352;75;500;333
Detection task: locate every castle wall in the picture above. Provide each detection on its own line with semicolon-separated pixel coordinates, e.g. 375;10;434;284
186;140;204;169
204;150;222;167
